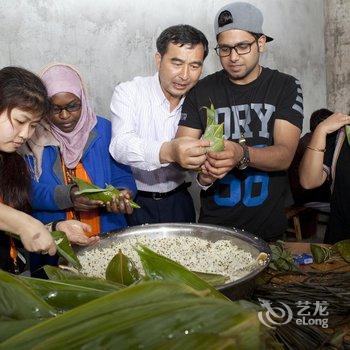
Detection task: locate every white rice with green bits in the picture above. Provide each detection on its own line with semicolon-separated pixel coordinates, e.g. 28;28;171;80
79;235;255;283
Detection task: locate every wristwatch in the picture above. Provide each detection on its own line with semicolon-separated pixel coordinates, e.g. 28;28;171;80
237;139;250;170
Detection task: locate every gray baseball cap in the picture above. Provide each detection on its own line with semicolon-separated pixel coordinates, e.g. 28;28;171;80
214;2;273;42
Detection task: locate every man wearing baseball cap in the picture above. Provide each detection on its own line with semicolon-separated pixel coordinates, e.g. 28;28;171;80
177;2;304;241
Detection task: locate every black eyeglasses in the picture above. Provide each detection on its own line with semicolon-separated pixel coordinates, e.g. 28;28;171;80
52;102;82;115
214;40;257;57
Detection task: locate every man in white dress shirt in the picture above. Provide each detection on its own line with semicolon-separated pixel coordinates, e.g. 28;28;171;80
109;25;209;225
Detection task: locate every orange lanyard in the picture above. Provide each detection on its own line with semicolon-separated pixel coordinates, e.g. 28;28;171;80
62;162;101;236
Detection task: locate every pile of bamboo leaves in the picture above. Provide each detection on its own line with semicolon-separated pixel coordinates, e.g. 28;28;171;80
252;271;350;349
0;246;281;349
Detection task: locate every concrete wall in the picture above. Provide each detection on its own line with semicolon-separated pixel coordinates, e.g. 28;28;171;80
0;0;326;131
324;0;350;113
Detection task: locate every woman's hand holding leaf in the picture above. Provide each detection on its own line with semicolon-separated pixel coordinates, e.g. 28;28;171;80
17;215;57;256
70;186;104;211
105;189;134;214
56;220;99;246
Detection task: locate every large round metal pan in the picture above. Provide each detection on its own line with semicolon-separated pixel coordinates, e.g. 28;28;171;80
76;223;271;300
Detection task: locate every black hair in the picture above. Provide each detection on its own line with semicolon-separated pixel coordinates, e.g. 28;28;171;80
0;66;51;119
310;108;333;132
156;24;209;59
0;66;50;212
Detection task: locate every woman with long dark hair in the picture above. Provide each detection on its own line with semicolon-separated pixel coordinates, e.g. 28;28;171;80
0;66;97;273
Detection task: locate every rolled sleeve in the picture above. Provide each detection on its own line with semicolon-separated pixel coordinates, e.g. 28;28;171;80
54;184;74;210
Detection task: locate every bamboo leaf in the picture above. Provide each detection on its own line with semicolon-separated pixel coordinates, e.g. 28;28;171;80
72;176;140;208
0;318;42;342
1;281;273;350
0;282;210;348
202;103;224;152
51;231;82;269
0;270;56;320
334;239;350;262
18;275;115;311
269;241;300;272
310;243;332;263
105;249;140;285
136;244;228;300
192;271;229;286
44;266;125;291
203;104;215;126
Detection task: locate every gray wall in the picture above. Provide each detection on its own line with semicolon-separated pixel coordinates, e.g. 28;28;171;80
325;0;350;113
0;0;326;132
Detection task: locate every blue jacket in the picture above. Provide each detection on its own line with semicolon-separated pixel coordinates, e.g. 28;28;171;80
25;116;137;233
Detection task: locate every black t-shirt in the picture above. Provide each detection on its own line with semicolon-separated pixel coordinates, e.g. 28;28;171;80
324;132;350;243
179;68;304;241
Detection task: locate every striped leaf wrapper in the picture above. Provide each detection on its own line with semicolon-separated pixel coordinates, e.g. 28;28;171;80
202;103;224;152
72;176;140;209
0;281;277;350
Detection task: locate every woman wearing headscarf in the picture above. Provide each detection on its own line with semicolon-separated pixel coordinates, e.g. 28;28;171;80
1;66;99;274
24;63;136;276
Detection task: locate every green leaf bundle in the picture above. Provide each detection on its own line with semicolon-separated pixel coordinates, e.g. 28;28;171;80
202;103;224;152
72;176;140;208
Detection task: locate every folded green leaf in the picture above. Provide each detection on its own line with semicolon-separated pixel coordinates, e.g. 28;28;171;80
0;270;56;320
72;176;140;208
105;249;140;285
202;103;224;152
310;243;332;263
136;244;228;300
334;239;350;262
269;241;299;272
51;231;82;269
